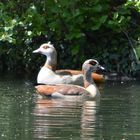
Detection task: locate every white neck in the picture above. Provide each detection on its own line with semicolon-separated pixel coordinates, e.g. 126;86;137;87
44;52;57;71
83;70;100;98
86;84;100;98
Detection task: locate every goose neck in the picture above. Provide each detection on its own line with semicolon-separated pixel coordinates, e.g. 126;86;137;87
44;55;57;71
83;71;94;88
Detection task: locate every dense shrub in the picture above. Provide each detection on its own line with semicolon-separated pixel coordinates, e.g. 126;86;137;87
0;0;140;76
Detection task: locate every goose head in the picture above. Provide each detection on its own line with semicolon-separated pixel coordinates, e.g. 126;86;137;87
33;42;57;57
82;59;105;88
82;59;105;74
33;42;57;70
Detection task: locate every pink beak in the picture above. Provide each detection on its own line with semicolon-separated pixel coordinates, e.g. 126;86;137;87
33;48;40;53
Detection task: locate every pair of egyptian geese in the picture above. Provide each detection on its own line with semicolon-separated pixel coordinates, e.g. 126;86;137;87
33;42;105;99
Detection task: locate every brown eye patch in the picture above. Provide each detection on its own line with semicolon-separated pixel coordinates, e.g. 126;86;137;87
89;60;97;66
43;45;49;49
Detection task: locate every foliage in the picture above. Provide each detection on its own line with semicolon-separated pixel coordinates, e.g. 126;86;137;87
0;0;140;77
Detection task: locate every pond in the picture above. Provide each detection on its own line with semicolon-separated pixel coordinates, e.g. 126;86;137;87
0;73;140;140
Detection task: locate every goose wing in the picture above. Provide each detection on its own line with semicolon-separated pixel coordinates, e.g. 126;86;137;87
35;84;89;96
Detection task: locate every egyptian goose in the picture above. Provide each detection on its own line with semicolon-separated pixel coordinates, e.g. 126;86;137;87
35;59;104;99
33;42;105;85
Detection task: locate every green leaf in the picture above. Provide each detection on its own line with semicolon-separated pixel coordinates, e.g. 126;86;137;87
93;4;102;12
71;45;80;56
113;12;119;19
100;15;108;23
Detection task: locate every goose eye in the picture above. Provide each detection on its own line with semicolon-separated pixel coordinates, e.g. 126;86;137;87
43;45;49;49
89;61;97;66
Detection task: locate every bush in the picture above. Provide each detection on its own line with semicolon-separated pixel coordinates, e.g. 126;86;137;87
0;0;140;76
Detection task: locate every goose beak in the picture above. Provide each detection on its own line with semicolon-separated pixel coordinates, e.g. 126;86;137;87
98;65;105;70
96;64;107;74
33;48;40;53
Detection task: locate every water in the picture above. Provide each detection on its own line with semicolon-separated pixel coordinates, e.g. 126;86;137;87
0;73;140;140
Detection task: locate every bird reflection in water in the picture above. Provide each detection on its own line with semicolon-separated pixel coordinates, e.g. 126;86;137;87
80;100;100;140
32;97;100;139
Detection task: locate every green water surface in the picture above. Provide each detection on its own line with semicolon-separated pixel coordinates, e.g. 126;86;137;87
0;74;140;140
